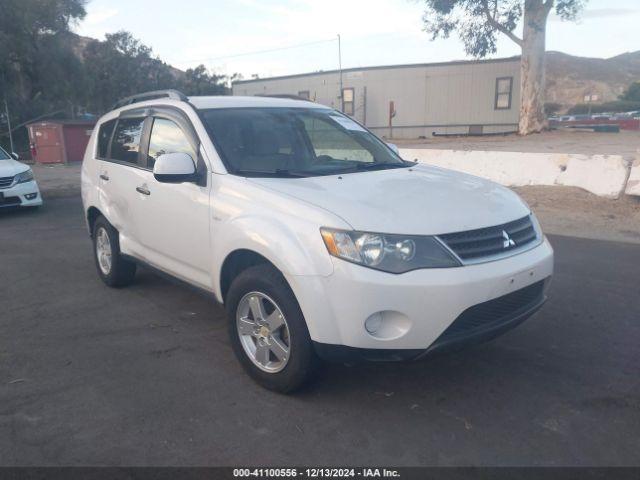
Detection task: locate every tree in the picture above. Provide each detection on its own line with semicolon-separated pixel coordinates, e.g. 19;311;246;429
83;31;177;112
0;0;232;153
0;0;86;94
421;0;586;135
183;65;228;96
619;82;640;102
83;33;231;111
0;0;87;151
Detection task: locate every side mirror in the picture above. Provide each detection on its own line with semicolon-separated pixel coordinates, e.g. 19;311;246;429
11;152;19;160
153;152;197;183
386;143;399;155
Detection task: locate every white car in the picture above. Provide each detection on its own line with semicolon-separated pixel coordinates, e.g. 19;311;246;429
0;147;42;209
81;90;554;392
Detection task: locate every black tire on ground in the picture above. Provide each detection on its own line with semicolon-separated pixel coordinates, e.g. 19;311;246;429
225;263;319;393
92;215;136;288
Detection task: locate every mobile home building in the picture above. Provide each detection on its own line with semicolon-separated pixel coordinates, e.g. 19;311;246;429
232;57;521;139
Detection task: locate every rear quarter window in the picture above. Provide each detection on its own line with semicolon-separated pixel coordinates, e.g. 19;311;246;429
97;119;116;158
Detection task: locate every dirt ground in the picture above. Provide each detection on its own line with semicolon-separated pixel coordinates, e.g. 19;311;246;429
32;162;82;198
397;129;639;158
515;185;640;244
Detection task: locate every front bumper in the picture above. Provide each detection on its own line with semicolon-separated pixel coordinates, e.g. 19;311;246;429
0;180;43;208
286;237;554;354
313;277;549;362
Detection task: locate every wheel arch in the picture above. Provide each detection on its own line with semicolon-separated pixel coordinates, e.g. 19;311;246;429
86;206;103;237
219;249;277;303
214;214;334;302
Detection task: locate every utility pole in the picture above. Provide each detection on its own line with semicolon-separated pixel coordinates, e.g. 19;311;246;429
3;96;14;153
337;34;343;111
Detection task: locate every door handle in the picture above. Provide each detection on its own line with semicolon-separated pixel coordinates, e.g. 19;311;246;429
136;186;151;196
99;173;109;181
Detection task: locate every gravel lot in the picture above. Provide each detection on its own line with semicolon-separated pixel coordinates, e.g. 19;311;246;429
515;186;640;244
396;129;639;158
1;196;639;466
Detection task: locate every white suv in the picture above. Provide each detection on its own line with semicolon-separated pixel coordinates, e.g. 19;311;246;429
81;90;554;392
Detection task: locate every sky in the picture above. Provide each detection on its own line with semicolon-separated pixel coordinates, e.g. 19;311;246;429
74;0;640;79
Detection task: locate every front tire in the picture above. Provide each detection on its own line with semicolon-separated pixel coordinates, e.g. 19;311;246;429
226;264;319;393
92;216;136;288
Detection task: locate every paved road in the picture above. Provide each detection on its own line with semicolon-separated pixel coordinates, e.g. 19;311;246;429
1;197;639;466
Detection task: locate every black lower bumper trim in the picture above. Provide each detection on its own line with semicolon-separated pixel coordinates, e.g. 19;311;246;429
313;343;424;363
313;278;549;363
0;195;22;207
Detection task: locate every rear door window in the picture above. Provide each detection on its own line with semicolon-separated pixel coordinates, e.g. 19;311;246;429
110;118;145;165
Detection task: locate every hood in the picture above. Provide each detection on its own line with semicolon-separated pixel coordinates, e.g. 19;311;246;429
0;159;30;178
247;164;530;235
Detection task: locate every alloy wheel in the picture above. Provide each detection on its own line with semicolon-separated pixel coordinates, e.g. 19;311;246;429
96;227;113;275
236;291;291;373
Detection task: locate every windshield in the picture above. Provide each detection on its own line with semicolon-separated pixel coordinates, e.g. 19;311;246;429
0;147;10;160
200;107;408;177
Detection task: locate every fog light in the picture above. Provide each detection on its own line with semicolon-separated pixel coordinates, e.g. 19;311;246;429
364;312;383;334
364;311;412;340
25;193;38;200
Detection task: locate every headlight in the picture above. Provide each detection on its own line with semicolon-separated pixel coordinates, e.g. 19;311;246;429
320;228;461;273
15;169;34;184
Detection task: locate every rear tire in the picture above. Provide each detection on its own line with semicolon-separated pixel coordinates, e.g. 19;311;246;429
92;216;136;288
226;264;319;393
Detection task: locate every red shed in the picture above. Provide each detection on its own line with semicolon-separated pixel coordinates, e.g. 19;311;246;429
27;120;96;164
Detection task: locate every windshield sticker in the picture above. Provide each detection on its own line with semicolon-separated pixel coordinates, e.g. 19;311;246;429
329;114;367;132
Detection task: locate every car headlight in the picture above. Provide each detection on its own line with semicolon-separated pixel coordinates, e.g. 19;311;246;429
15;169;34;184
320;228;461;273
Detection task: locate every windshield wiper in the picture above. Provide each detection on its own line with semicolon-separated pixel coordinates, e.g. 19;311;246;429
234;168;309;178
354;161;407;171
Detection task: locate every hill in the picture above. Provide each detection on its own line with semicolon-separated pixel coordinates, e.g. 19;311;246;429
545;50;640;108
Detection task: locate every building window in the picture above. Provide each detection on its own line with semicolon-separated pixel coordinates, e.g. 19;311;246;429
342;88;354;115
298;90;310;100
495;77;513;110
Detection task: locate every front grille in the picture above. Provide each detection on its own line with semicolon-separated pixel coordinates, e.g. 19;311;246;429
0;175;14;189
434;280;545;344
438;215;538;262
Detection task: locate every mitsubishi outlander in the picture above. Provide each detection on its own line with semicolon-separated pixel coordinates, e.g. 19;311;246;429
81;90;554;392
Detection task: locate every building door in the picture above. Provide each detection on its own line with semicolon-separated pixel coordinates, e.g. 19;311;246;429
31;125;65;163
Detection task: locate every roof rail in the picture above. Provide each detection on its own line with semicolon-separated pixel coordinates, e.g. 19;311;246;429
255;93;309;101
112;89;188;110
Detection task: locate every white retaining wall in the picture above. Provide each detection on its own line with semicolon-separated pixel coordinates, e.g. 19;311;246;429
400;148;633;199
625;158;640;196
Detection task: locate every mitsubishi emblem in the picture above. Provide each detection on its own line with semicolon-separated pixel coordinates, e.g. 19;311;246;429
502;230;516;248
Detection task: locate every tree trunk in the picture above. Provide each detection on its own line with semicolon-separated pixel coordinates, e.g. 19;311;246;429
519;0;550;135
